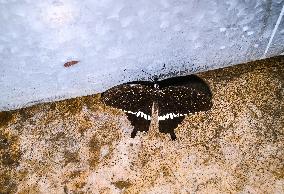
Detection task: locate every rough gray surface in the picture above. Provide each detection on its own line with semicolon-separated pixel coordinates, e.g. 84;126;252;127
0;0;284;111
0;56;283;193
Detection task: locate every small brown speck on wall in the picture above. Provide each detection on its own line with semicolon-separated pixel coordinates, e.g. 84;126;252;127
64;60;79;67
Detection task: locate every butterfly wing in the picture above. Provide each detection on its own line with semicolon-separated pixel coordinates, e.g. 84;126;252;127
126;113;151;138
157;74;212;115
101;83;154;137
157;75;213;139
101;83;154;114
158;85;212;115
158;116;185;140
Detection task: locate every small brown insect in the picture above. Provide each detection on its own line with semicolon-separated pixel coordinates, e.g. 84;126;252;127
64;60;79;67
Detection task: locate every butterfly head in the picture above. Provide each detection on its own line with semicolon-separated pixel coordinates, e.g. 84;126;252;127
152;76;159;89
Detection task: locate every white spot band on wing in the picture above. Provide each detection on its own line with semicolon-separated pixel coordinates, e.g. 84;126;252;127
158;112;194;120
123;110;151;120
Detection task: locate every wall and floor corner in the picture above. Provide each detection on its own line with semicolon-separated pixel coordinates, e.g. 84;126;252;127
0;0;284;111
0;55;283;193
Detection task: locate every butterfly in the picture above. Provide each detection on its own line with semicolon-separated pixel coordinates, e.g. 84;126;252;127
101;74;212;140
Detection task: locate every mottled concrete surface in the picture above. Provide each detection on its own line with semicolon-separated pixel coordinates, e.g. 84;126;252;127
0;56;284;194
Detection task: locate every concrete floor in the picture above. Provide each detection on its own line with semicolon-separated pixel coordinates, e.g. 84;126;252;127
0;56;283;193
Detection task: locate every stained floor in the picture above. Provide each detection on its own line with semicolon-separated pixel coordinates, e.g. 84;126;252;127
0;56;283;193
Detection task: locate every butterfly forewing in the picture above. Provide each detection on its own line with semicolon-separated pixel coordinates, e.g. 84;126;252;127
158;86;212;116
101;83;154;115
157;75;212;116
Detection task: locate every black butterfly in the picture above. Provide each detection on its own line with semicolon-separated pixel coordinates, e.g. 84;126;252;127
101;74;212;140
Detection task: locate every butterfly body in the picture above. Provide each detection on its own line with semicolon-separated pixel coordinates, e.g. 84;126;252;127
101;74;212;140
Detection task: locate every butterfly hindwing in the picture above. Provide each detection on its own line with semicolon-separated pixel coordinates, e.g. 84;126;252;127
126;113;151;138
158;116;185;140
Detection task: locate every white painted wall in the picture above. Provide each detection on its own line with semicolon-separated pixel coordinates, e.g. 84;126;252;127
0;0;284;111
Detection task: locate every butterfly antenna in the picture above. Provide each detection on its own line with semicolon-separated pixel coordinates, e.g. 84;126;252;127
160;63;167;78
161;63;166;71
141;69;154;82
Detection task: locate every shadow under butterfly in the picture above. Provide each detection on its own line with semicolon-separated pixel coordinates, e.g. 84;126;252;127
101;74;213;140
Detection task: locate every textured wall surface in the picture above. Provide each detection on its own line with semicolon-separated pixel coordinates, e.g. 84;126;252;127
0;0;284;111
0;56;283;193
